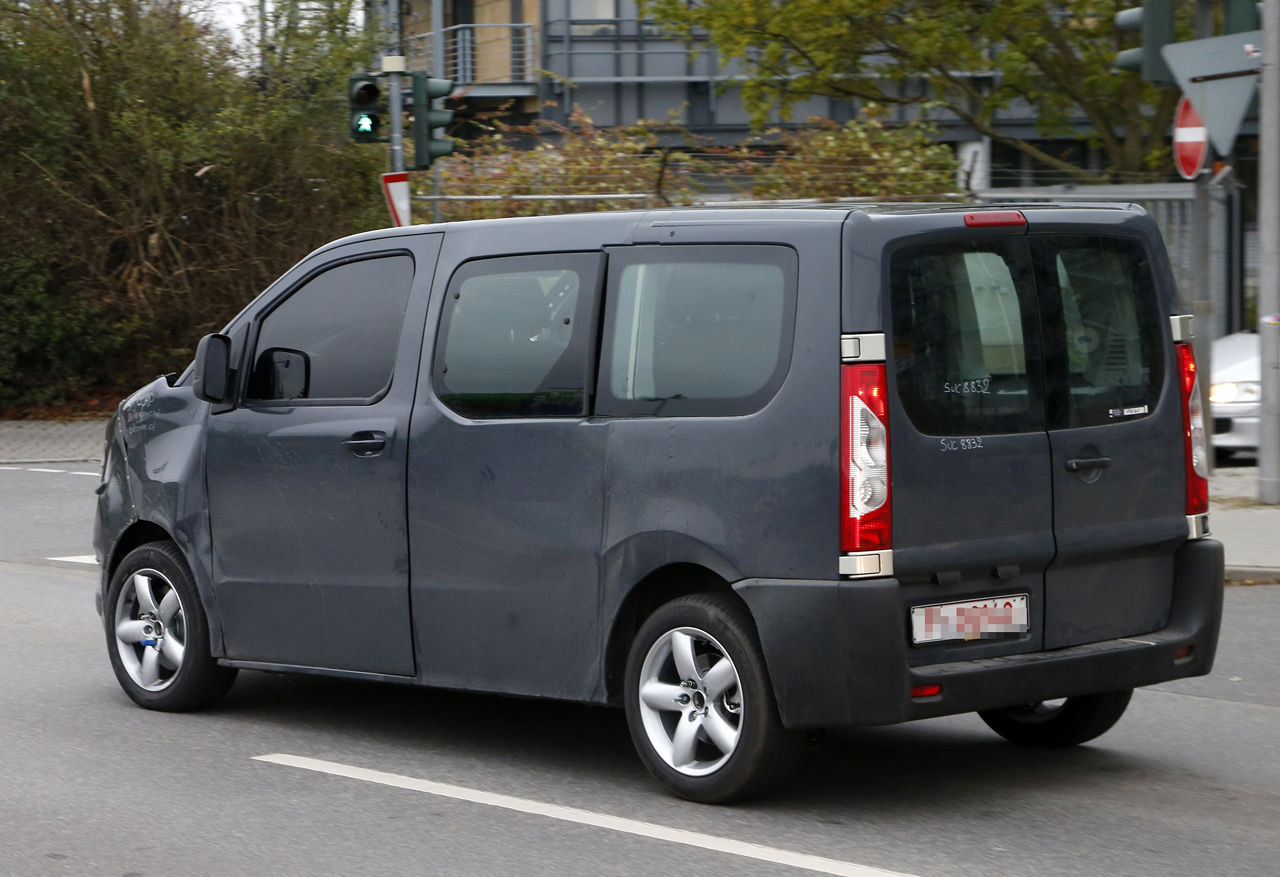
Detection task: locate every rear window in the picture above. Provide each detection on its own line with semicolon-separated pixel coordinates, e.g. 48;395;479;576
890;240;1043;436
1031;236;1164;429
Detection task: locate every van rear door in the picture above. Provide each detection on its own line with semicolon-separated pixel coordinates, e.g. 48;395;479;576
884;234;1056;664
1029;233;1186;648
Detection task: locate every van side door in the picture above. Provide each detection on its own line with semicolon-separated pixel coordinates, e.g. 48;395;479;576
408;250;608;699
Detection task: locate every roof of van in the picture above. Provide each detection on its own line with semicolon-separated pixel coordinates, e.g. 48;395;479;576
318;200;1146;254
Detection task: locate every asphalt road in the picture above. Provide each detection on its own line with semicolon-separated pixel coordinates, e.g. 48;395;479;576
2;465;1278;877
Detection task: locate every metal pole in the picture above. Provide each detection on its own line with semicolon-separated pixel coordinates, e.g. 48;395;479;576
1260;0;1280;504
431;0;445;222
1192;0;1215;474
386;0;405;174
259;0;268;74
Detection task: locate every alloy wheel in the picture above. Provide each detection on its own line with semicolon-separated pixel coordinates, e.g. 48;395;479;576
636;627;743;776
113;569;186;691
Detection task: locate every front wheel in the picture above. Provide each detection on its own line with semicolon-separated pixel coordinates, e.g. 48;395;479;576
105;541;237;712
624;594;802;803
978;690;1133;748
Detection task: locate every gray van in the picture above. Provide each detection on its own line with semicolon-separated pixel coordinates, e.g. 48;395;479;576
94;204;1224;803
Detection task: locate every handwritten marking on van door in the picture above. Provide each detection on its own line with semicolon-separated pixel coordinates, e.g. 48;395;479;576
942;379;990;395
940;437;983;451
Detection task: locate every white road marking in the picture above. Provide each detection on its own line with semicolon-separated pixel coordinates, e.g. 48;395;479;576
0;466;22;470
68;471;100;477
27;468;66;473
47;555;98;564
253;754;919;877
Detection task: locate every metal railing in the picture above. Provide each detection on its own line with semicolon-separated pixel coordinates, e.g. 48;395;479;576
542;18;721;87
405;24;537;86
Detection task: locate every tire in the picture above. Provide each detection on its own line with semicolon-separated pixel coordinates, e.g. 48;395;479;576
623;593;802;803
978;689;1133;748
105;541;237;712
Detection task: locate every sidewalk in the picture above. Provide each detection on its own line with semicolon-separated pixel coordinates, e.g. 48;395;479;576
1209;466;1280;582
0;420;108;464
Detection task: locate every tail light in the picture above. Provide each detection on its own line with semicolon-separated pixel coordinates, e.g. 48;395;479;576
841;364;891;551
1175;343;1209;515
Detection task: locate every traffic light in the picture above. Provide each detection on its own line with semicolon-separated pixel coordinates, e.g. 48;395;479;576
412;73;456;169
348;73;385;143
1113;0;1176;86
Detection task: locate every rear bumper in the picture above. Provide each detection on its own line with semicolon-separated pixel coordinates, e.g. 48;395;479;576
735;538;1224;729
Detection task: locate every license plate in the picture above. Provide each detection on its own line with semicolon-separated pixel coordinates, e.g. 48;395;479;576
911;594;1029;644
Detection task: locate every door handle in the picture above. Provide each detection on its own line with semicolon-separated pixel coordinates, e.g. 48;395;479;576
342;431;387;457
1065;456;1111;472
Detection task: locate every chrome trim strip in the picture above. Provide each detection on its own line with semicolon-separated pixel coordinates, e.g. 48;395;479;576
840;549;894;578
1187;513;1210;540
1170;314;1195;342
841;333;886;363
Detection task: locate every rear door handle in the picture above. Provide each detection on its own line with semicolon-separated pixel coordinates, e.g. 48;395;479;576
1065;456;1111;472
342;431;387;457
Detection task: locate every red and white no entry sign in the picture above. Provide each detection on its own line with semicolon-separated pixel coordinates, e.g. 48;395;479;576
1173;95;1209;181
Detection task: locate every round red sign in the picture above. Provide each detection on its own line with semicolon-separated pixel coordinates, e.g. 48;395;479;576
1173;95;1209;181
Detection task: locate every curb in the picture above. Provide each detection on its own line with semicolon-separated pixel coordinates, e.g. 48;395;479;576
1225;566;1280;584
0;457;100;465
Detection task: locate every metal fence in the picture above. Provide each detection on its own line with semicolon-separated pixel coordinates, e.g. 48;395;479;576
977;183;1246;339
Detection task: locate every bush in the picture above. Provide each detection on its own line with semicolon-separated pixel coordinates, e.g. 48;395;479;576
0;0;386;407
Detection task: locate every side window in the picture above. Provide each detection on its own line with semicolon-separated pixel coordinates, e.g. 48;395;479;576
890;240;1042;435
246;254;415;404
1031;236;1164;429
433;253;602;418
597;245;797;417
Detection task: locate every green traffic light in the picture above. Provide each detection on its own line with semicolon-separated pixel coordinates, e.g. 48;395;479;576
357;115;374;134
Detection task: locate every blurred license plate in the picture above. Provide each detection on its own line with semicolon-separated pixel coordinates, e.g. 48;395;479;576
911;594;1029;644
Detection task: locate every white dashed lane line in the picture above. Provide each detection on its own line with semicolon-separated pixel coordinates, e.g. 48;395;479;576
25;468;66;473
254;754;919;877
47;556;98;565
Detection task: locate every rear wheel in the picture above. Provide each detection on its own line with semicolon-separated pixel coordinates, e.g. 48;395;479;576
106;541;237;712
978;690;1133;748
624;594;801;803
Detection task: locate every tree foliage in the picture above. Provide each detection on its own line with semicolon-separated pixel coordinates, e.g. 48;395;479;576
431;110;713;220
431;106;958;219
0;0;385;407
642;0;1184;181
732;112;958;199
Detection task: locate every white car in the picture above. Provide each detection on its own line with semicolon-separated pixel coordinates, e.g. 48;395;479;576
1210;331;1261;456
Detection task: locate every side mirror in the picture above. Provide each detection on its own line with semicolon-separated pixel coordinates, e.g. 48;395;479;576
249;347;311;401
192;333;232;403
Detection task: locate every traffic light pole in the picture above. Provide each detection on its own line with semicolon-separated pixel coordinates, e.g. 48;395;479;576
1192;0;1214;475
385;0;406;174
431;0;445;222
1260;0;1280;504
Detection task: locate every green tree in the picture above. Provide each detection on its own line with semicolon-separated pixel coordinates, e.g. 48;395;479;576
0;0;385;406
730;111;959;199
642;0;1183;182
